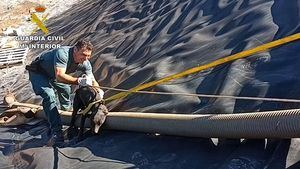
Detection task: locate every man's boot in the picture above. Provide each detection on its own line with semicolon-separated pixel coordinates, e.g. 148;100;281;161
48;130;64;147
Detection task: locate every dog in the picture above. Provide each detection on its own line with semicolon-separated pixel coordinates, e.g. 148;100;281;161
68;86;108;140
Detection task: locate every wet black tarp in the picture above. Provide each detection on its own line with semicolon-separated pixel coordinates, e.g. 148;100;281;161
1;0;300;168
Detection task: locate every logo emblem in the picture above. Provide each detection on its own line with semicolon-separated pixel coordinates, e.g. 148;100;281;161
30;6;48;35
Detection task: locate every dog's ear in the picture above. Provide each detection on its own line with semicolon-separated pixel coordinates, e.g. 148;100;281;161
94;123;101;134
100;105;109;115
93;113;106;134
74;86;82;94
92;105;108;134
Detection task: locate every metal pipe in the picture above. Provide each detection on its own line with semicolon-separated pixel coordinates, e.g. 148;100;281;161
3;95;300;138
36;109;300;139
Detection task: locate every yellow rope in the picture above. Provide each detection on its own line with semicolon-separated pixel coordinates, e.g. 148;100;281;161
79;99;104;115
105;33;300;102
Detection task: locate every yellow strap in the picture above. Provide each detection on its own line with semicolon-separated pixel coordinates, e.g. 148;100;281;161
31;13;49;35
79;99;104;115
105;33;300;102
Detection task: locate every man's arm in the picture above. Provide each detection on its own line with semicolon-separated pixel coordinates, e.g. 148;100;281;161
55;67;78;84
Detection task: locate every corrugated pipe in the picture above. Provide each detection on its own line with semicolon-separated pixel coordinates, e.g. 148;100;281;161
34;108;300;138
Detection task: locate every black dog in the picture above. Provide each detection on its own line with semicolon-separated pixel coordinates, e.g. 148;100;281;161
69;86;108;139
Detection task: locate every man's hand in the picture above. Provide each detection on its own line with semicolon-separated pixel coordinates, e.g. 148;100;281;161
77;75;93;86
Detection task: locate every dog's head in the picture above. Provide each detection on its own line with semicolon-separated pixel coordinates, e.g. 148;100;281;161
90;104;108;134
75;86;99;106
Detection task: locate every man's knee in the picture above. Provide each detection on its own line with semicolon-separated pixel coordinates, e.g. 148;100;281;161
55;84;71;110
40;88;57;107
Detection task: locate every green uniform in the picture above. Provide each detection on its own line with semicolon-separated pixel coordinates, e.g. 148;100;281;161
29;46;93;133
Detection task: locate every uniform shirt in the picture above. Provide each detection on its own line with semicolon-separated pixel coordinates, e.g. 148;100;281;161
38;46;94;80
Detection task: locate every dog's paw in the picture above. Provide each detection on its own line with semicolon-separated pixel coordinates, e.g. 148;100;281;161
64;127;79;140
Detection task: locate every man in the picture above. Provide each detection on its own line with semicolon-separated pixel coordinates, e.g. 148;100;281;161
27;39;104;146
